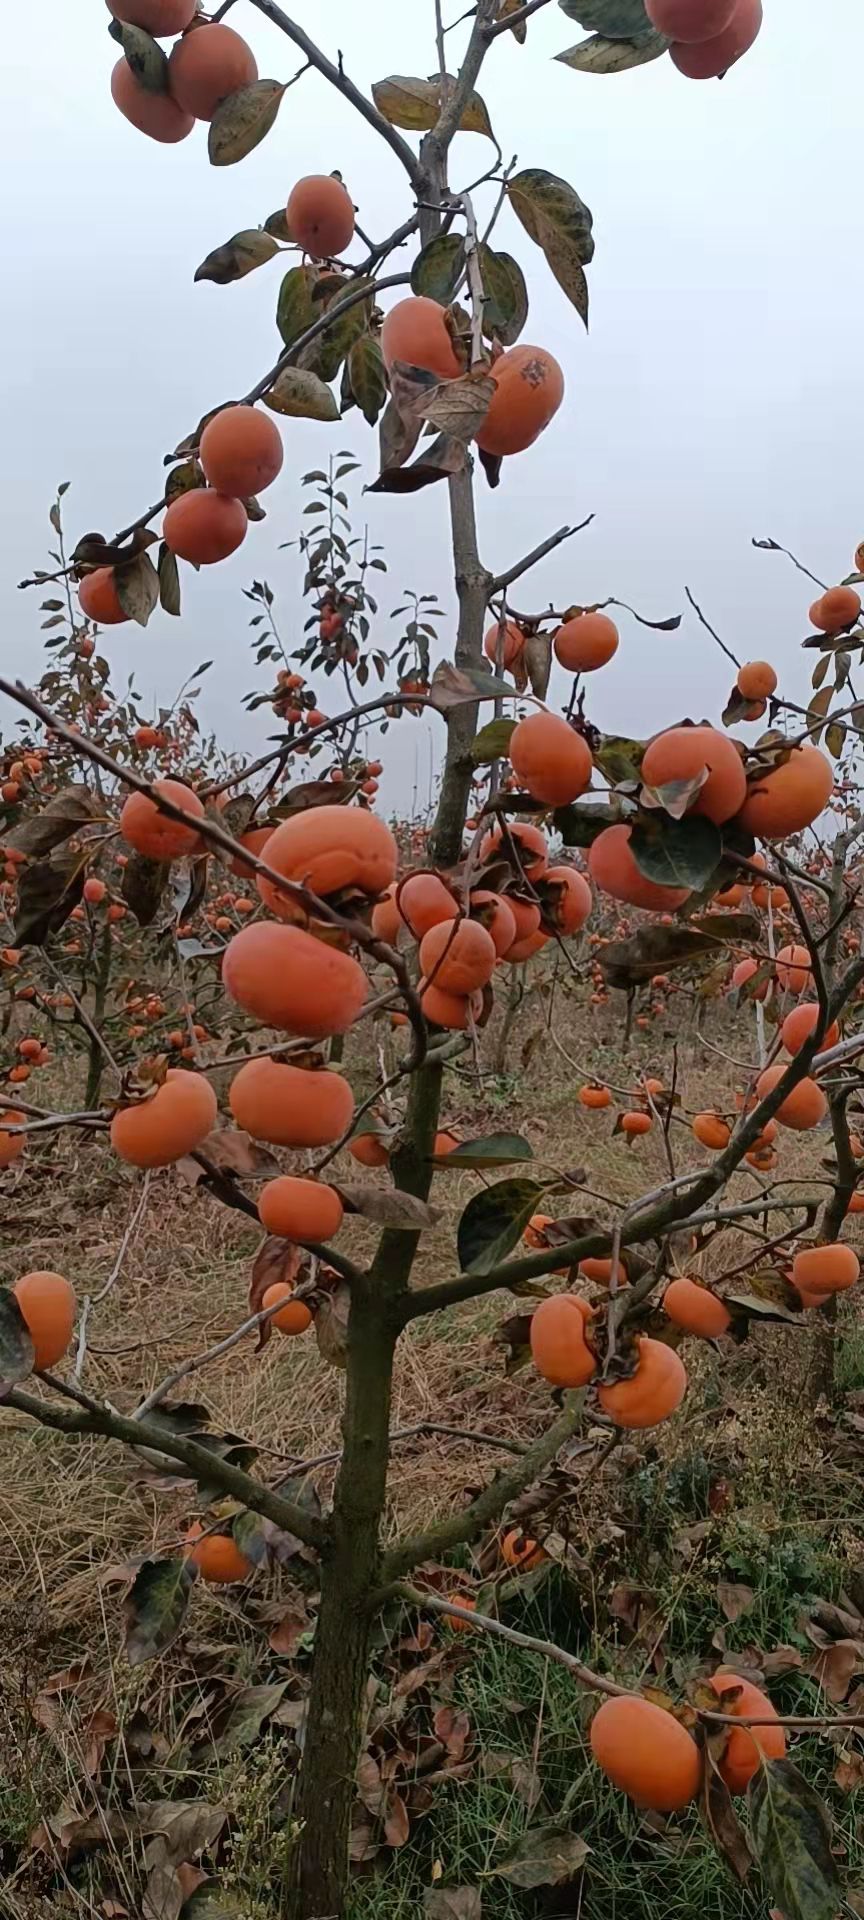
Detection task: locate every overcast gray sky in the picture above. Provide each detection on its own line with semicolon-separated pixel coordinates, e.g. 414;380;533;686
3;1;862;812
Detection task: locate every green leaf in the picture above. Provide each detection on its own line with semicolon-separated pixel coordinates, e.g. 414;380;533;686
749;1760;840;1920
121;850;170;927
478;247;529;346
556;29;668;71
194;228;280;286
165;458;205;506
558;0;651;30
157;543;181;618
471;717;517;765
264;208;291;242
372;74;495;141
0;1290;35;1389
411;233;466;303
205;1682;288;1757
263;367;340;421
506;169;594;327
276;264;318;348
124;1557;196;1667
457;1177;545;1275
600;909;761;990
347;333;388;426
116;552;160;628
434;1133;533;1168
629;815;723;890
493;1822;591;1889
208;80;286;167
7;784;101;859
553;800;620;847
182;1883;247;1920
825;722;847;760
108;20;168;92
593;735;646;785
13;850;85;948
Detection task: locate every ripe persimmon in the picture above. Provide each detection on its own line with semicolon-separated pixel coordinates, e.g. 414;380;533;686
579;1255;629;1287
419;918;498;995
646;0;737;38
348;1131;390;1167
109;0;195;27
641;725;746;825
371;884;402;945
692;1112;731;1150
398;871;459;939
229;826;273;879
78;566;128;625
669;0;762;77
774;944;812;996
120;780;204;862
530;1293;596;1387
13;1270;76;1370
737;744;833;839
580;1084;611;1110
709;1670;785;1793
479;820;548;881
258;1175;344;1243
663;1277;731;1338
186;1524;252;1585
261;1283;314;1335
588;824;689;912
163;490;248;564
0;1111;25;1167
590;1695;701;1812
223;923;368;1035
257;806;397;914
754;1064;828;1131
476;344;564;458
782;1002;838;1054
443;1594;476;1632
810;585;862;633
508;712;593;807
229;1057;354;1147
111;58;194;141
597;1337;688;1429
541;866;593;935
737;660;777;700
469;890;517;956
553;612;619;673
420;981;483;1029
621;1110;652;1136
286;175;356;259
483;619;524;668
380;296;463;381
791;1243;860;1297
111;1068;217;1167
168;22;258;119
500;1529;546;1572
433;1130;460;1156
200;405;284;498
730;956;769;1001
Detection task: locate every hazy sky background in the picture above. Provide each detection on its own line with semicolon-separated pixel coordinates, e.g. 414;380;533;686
3;1;862;812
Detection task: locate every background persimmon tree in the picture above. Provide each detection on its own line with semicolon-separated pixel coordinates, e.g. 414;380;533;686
5;3;864;1918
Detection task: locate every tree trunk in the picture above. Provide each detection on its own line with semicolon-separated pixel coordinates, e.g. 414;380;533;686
291;1062;442;1917
292;1281;397;1920
430;468;491;868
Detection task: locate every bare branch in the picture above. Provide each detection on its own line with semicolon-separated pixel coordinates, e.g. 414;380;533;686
488;518;595;598
381;1390;583;1578
247;0;423;184
6;1385;326;1549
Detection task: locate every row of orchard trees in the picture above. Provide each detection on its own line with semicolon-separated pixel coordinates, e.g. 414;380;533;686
4;1;864;1915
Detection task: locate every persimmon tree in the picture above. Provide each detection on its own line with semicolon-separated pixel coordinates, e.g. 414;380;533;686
5;2;864;1917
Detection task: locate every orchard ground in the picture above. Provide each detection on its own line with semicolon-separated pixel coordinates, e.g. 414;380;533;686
3;982;864;1920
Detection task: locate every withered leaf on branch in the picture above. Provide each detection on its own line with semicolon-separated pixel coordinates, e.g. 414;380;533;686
6;784;102;858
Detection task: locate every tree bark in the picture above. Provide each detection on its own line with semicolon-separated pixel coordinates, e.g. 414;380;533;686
85;924;112;1109
291;1062;442;1918
292;1282;398;1920
430;468;492;868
